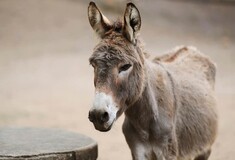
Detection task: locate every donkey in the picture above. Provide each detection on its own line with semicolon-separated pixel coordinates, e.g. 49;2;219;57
87;2;218;160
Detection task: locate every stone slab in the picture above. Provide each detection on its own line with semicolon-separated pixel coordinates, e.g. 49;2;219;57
0;127;97;160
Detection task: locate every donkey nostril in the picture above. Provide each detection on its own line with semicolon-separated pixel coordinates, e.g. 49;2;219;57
88;111;94;122
101;111;109;123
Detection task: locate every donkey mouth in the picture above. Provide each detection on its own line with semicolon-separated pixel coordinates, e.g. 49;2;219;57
93;121;114;132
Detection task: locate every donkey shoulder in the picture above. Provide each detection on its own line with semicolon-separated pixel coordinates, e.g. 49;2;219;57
153;46;216;88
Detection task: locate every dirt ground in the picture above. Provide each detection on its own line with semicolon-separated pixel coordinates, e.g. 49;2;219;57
0;0;235;159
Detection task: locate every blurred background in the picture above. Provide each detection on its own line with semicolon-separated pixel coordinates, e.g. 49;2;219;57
0;0;235;159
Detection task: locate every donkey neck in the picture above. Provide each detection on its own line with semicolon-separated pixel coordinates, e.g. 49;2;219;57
124;58;176;141
125;60;163;126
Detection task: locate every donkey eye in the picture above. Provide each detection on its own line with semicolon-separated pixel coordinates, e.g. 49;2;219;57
119;64;132;73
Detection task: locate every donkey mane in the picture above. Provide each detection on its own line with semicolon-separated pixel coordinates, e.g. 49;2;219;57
108;19;124;33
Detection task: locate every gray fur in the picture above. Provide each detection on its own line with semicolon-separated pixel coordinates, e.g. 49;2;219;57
88;2;218;160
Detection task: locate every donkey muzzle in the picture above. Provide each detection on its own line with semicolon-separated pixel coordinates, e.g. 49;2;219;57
88;109;109;124
88;109;113;132
89;92;118;132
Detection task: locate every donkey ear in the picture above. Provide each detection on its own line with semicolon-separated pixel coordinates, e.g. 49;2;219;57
88;2;111;38
123;3;141;44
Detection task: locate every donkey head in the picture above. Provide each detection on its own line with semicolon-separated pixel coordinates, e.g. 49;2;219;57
88;2;145;132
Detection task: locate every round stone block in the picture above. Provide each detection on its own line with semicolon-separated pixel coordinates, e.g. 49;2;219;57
0;127;97;160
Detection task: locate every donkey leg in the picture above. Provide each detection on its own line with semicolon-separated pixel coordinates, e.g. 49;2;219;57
194;149;211;160
161;131;178;160
124;132;149;160
152;136;178;160
131;143;150;160
122;119;150;160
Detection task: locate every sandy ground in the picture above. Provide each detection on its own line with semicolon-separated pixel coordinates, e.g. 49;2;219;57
0;0;235;159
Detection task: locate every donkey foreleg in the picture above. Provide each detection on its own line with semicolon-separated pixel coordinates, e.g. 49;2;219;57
131;143;151;160
151;129;178;160
122;119;151;160
152;142;177;160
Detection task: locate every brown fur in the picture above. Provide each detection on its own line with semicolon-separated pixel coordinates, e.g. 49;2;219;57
88;2;218;160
